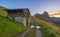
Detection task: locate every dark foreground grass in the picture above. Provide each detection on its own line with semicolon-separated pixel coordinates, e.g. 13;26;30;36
25;28;36;37
0;16;27;37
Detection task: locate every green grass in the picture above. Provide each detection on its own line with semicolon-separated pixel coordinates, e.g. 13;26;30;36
29;16;34;25
34;16;60;37
25;28;36;37
29;16;37;26
38;23;56;37
53;22;60;27
37;20;60;37
0;10;7;17
0;6;8;17
0;6;27;37
0;16;27;37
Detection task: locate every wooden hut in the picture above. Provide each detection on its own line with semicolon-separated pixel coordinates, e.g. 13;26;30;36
6;8;30;26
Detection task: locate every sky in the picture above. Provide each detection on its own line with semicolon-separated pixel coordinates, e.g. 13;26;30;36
0;0;60;15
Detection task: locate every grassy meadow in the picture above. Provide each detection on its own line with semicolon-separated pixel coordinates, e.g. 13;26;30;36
35;17;60;37
0;6;27;37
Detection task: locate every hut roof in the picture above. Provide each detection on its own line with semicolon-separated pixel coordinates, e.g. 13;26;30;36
5;8;30;12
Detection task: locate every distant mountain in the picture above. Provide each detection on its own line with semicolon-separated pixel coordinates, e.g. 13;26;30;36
35;10;60;22
34;11;52;22
48;10;60;22
41;11;52;22
42;11;50;18
51;17;60;22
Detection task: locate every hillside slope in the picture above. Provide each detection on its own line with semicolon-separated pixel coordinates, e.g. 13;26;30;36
0;6;27;37
0;6;7;17
0;16;27;37
34;15;60;33
34;16;60;37
34;17;60;37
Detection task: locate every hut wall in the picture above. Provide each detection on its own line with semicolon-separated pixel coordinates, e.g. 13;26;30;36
26;16;30;26
15;17;23;23
23;17;27;26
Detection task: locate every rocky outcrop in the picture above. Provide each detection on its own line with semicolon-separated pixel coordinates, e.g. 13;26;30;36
41;11;52;22
42;11;50;18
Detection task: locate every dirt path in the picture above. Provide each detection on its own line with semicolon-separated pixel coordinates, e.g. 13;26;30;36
16;26;42;37
16;28;31;37
36;28;42;37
